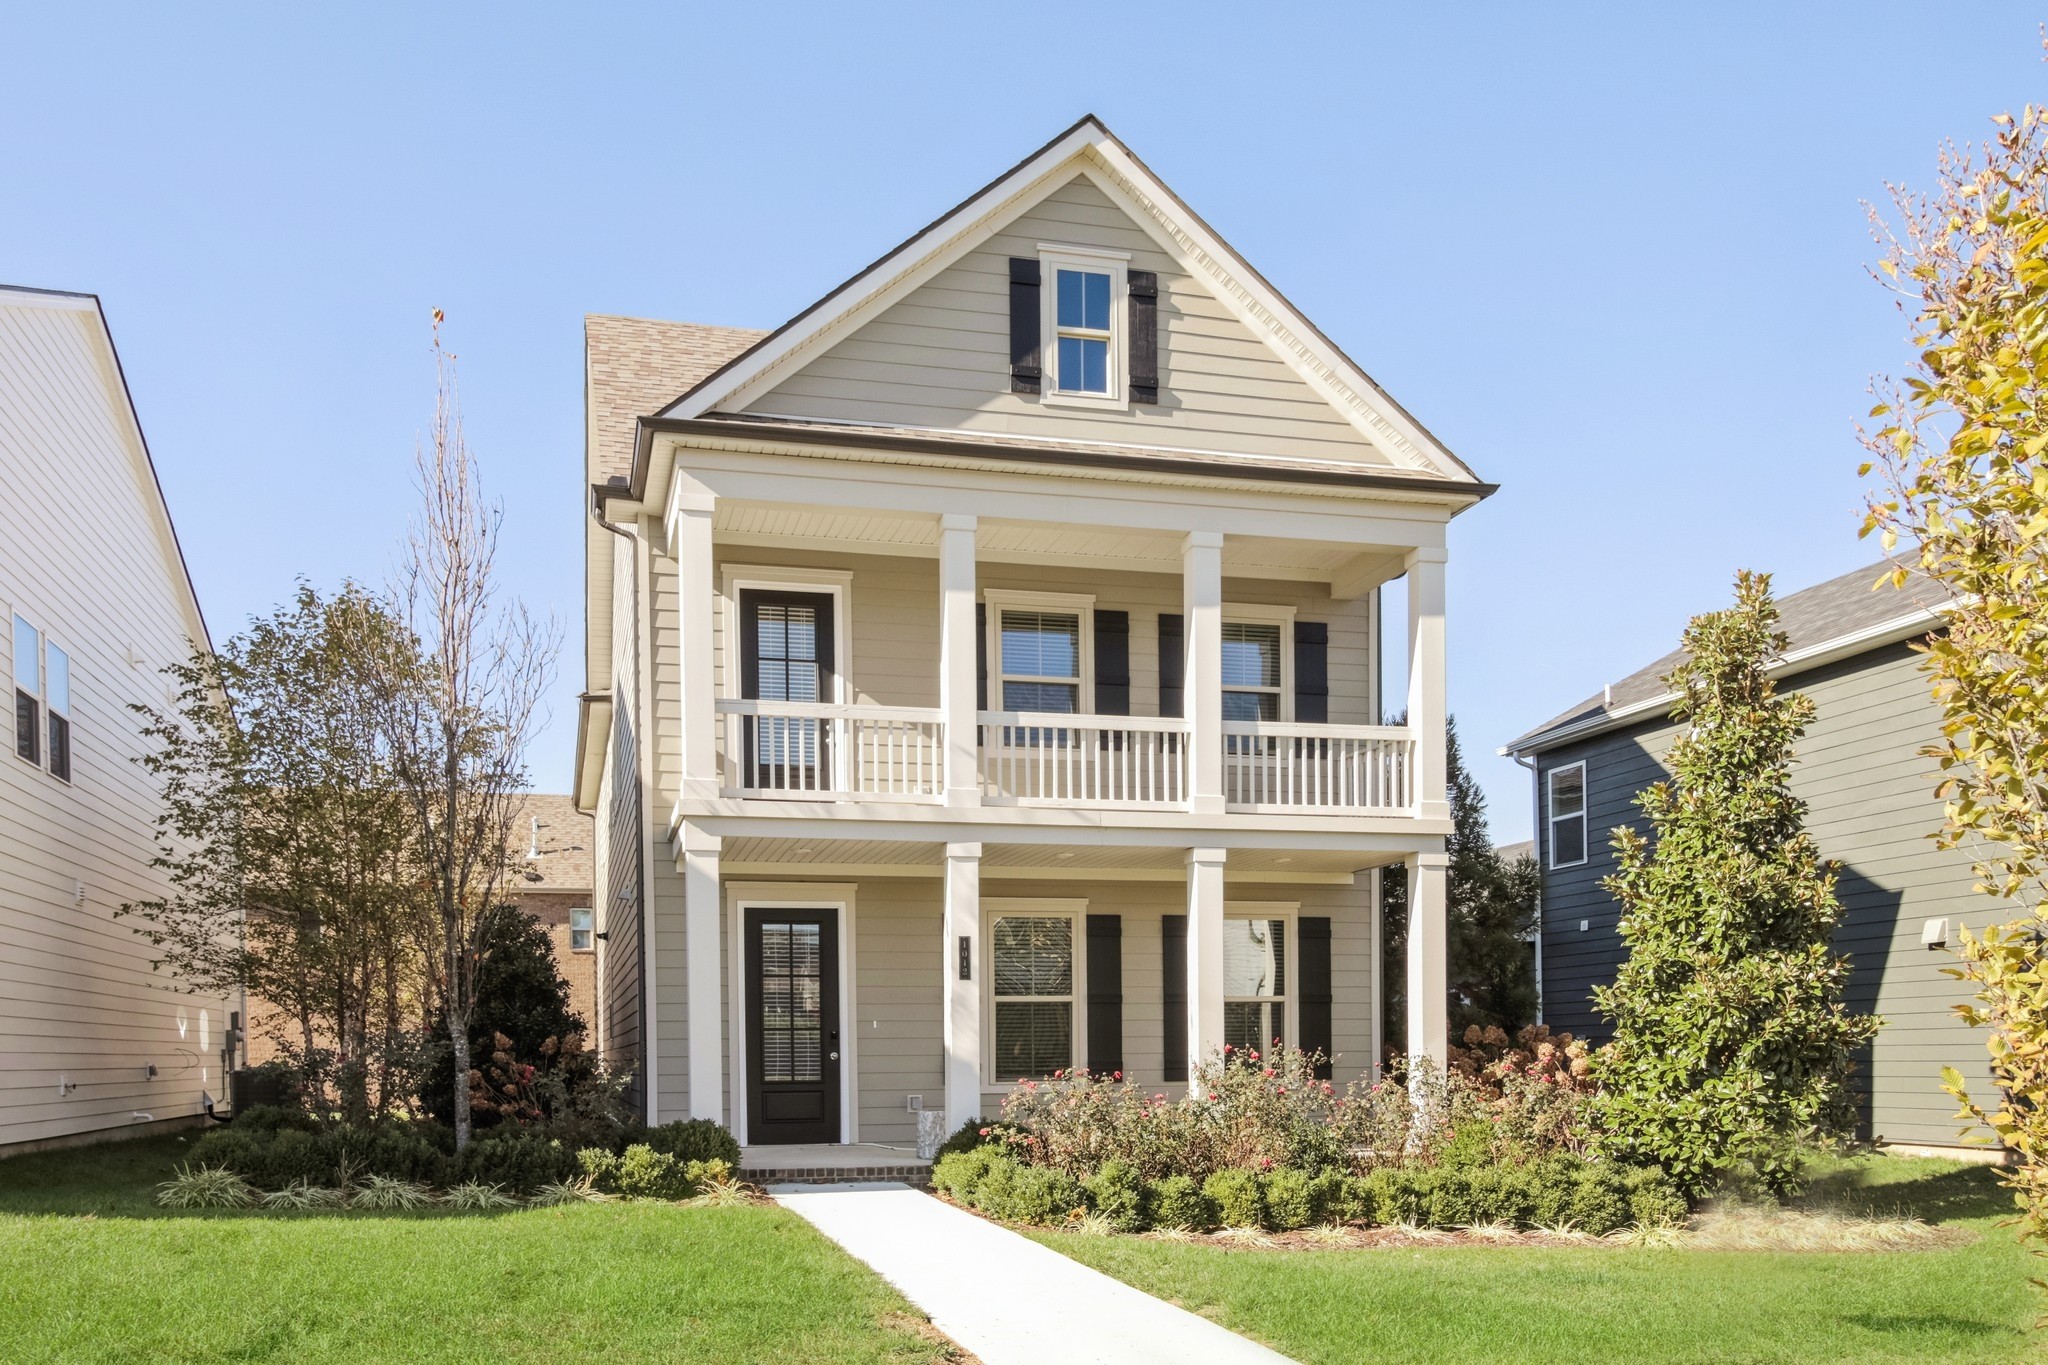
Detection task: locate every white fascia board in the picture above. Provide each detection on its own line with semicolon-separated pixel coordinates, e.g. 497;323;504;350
662;123;1106;422
1502;606;1946;758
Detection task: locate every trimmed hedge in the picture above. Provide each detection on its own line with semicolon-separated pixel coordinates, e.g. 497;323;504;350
930;1148;1689;1236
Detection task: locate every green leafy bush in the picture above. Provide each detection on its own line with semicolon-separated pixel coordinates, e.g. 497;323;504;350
454;1131;576;1194
157;1163;257;1209
1084;1160;1148;1232
1308;1169;1352;1224
1625;1165;1690;1227
1361;1166;1421;1226
1469;1167;1537;1228
1203;1169;1264;1229
932;1146;1005;1205
644;1118;740;1168
578;1144;688;1200
1566;1165;1630;1236
935;1119;997;1161
1422;1170;1478;1228
1147;1175;1214;1231
1005;1166;1086;1225
1261;1168;1315;1231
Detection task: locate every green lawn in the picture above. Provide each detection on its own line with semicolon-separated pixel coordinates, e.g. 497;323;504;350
0;1133;956;1364
1035;1156;2041;1364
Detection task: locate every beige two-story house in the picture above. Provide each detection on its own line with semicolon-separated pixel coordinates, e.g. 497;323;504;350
575;119;1492;1152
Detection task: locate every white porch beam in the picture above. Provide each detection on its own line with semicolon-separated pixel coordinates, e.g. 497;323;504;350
1186;846;1227;1079
671;484;719;803
938;514;980;807
943;841;984;1132
682;823;724;1122
1405;546;1449;821
1406;850;1449;1073
1328;549;1407;602
1183;531;1225;816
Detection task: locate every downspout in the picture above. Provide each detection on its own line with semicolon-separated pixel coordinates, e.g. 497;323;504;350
590;486;654;1122
1506;749;1544;1026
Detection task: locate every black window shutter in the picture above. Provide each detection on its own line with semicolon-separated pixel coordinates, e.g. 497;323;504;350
1298;916;1333;1080
976;602;989;711
1094;611;1130;715
1009;258;1042;394
1162;913;1187;1082
1293;621;1329;724
1128;269;1159;405
1086;914;1123;1075
1157;613;1184;719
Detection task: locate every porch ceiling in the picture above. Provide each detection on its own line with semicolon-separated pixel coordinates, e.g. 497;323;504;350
711;502;1405;589
718;835;1387;880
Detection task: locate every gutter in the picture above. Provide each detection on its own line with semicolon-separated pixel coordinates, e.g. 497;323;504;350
1502;605;1945;758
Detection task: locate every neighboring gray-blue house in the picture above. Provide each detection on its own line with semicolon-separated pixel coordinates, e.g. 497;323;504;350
1503;562;1996;1154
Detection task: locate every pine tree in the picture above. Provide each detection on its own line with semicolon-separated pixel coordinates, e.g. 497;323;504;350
1382;716;1540;1054
1589;571;1880;1195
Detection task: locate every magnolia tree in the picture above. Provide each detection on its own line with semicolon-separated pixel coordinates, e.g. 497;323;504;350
1590;573;1880;1196
1862;103;2048;1269
364;314;558;1151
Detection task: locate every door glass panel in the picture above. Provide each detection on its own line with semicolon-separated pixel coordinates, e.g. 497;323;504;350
758;921;824;1084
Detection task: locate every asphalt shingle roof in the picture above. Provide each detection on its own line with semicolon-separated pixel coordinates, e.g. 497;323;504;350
1507;560;1948;753
508;794;594;892
584;315;766;486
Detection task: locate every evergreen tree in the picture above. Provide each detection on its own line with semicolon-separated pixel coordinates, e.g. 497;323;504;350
422;908;586;1127
1381;716;1540;1054
1589;571;1880;1195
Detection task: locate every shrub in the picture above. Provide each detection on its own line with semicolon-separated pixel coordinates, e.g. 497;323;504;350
333;1122;453;1187
229;1103;319;1135
1004;1166;1087;1226
1147;1175;1214;1231
455;1131;576;1194
1566;1165;1631;1236
446;1182;518;1210
1528;1160;1574;1229
1262;1168;1316;1231
157;1163;257;1209
1423;1170;1479;1228
1084;1160;1148;1232
577;1144;694;1200
969;1155;1022;1217
349;1174;435;1210
1625;1165;1690;1228
1362;1166;1423;1226
1203;1168;1264;1229
935;1119;998;1161
644;1118;741;1168
424;909;589;1129
1470;1167;1537;1228
1308;1169;1353;1224
933;1146;1005;1205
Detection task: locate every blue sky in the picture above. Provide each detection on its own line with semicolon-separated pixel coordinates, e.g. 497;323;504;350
4;5;2039;841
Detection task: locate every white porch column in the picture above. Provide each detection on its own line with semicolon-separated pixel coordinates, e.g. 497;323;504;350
1406;850;1450;1073
1183;531;1225;815
1405;546;1449;821
671;484;719;802
1185;847;1227;1078
942;841;984;1131
681;823;724;1122
938;514;981;807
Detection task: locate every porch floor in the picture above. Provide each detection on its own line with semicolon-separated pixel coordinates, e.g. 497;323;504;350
741;1142;931;1184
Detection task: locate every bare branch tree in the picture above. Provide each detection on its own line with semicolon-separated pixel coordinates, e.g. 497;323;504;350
367;311;559;1150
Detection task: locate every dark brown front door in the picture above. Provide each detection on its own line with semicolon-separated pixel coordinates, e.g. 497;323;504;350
745;908;841;1145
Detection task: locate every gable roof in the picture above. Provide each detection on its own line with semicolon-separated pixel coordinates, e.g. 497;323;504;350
585;315;765;486
651;115;1486;489
1505;560;1949;756
0;284;212;656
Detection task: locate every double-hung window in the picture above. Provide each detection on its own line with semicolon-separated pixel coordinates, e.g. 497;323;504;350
989;591;1093;717
1547;762;1587;868
1221;621;1284;721
1223;913;1289;1054
988;908;1080;1082
13;615;40;766
1040;246;1127;406
569;907;593;953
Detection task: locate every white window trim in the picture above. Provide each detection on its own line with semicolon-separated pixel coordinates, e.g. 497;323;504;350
724;882;859;1147
1038;243;1131;410
1222;602;1296;723
1547;761;1589;870
982;897;1088;1086
983;589;1095;716
1225;901;1298;1051
568;906;593;954
718;566;854;704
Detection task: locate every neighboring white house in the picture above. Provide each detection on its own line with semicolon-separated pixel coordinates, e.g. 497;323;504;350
575;118;1493;1150
0;285;232;1154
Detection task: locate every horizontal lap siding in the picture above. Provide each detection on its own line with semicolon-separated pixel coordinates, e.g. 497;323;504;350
1534;643;1995;1145
0;302;231;1150
745;174;1390;466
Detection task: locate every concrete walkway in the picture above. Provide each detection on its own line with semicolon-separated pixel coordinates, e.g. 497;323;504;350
771;1181;1293;1365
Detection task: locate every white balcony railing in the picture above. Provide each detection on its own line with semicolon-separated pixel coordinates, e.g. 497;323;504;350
978;712;1190;808
717;699;944;800
1223;721;1414;813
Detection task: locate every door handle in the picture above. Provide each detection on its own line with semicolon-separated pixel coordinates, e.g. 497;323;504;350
828;1051;840;1061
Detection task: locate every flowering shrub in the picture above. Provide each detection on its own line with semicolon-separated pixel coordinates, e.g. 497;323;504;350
1445;1025;1600;1161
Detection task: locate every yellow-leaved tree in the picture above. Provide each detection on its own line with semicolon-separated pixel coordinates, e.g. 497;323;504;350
1862;102;2048;1295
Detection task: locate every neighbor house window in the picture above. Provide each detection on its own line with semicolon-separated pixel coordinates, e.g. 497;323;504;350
45;641;69;782
1040;247;1128;404
1548;762;1587;868
13;614;40;767
1221;621;1284;722
1223;915;1288;1054
989;913;1076;1081
569;907;593;953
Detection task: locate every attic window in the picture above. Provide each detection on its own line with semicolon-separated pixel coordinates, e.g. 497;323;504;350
1039;246;1128;408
